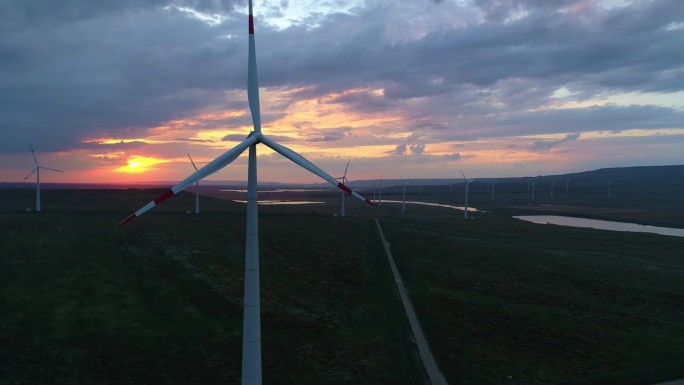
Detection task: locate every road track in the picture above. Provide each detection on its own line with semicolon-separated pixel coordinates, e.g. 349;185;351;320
374;218;448;385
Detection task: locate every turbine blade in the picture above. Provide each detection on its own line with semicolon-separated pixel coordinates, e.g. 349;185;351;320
29;145;38;166
187;153;198;170
261;135;375;206
460;169;467;181
117;135;257;227
21;168;37;182
247;0;261;133
343;159;350;179
41;167;63;172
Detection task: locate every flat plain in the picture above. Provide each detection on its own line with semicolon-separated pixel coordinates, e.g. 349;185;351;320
1;167;683;385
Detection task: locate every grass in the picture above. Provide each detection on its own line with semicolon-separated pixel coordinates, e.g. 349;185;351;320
379;213;684;385
0;189;423;384
2;186;684;384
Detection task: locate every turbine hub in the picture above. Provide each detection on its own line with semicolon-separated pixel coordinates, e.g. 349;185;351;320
247;131;263;142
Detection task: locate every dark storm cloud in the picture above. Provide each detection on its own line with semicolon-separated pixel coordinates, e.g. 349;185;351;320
429;104;684;143
0;0;246;152
1;0;683;156
410;143;425;155
472;0;579;22
173;137;216;142
529;132;580;152
394;132;423;155
442;153;461;160
267;0;683;103
508;105;684;135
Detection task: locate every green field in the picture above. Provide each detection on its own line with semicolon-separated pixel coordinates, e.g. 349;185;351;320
1;185;683;384
0;189;421;384
379;214;684;384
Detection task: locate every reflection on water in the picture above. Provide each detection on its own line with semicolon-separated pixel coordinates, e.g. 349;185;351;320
382;200;477;212
220;188;331;193
232;200;325;205
514;215;684;238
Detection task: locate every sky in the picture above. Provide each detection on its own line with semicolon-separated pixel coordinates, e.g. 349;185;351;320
1;0;683;185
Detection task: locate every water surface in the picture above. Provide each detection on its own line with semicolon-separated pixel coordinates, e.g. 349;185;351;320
382;200;478;212
232;200;324;205
514;215;684;237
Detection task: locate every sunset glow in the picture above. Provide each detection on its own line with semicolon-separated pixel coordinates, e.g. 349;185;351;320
114;156;170;174
1;1;682;184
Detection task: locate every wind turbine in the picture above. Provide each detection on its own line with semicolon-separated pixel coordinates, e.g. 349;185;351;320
460;170;472;220
117;3;374;384
491;181;495;201
187;153;200;214
335;160;350;217
378;173;383;206
21;145;62;212
400;176;406;214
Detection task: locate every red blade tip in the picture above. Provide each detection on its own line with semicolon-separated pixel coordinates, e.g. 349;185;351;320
154;189;174;205
116;214;137;228
337;182;352;194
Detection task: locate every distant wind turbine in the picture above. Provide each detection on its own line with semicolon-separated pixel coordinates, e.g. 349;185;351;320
400;176;406;214
335;160;350;217
379;173;383;206
608;179;611;197
461;170;472;220
21;145;62;212
117;3;375;384
187;153;200;214
491;181;495;201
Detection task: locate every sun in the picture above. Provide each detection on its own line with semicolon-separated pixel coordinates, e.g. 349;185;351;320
114;155;169;173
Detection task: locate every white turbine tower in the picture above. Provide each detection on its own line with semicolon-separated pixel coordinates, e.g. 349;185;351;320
21;145;62;212
187;153;200;214
335;160;350;217
117;3;374;384
460;170;472;220
400;176;406;214
378;173;383;206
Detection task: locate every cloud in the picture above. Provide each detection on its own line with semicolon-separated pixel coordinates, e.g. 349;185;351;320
306;134;343;142
1;0;683;182
410;143;425;155
395;132;423;155
173;137;216;143
529;133;580;152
